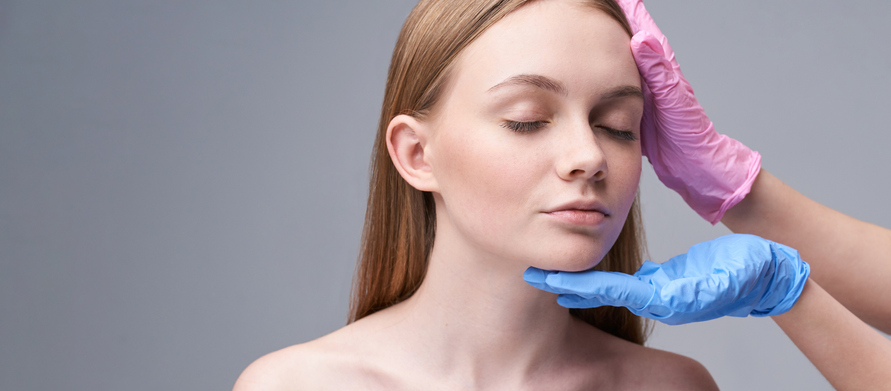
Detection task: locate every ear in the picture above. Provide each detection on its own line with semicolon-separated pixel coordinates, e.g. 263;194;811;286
386;114;439;192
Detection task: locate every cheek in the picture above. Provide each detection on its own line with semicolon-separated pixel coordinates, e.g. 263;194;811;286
610;149;643;211
618;156;642;196
603;137;642;184
433;127;541;238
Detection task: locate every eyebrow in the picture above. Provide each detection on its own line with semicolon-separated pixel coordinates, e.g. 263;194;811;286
487;74;568;96
600;85;644;100
486;73;643;101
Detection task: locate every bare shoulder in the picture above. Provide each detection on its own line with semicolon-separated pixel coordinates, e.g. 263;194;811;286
570;323;717;391
635;346;717;390
611;339;718;391
232;340;325;391
232;324;377;391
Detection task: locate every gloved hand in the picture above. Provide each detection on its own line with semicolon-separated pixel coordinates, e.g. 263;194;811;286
616;0;762;224
523;234;810;325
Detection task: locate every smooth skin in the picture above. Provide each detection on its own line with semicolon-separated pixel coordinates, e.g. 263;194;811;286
234;1;717;390
772;278;891;390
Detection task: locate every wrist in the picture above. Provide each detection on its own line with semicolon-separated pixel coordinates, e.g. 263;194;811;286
771;278;813;324
710;155;762;225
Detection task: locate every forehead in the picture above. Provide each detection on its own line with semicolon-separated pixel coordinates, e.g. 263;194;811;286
448;0;638;100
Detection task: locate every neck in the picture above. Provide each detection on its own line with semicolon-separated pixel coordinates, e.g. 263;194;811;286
387;213;581;386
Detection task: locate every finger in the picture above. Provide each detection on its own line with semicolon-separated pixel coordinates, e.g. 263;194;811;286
544;270;655;310
615;0;678;68
558;294;678;323
630;31;682;101
556;294;607;309
522;267;556;292
638;68;659;162
632;30;706;134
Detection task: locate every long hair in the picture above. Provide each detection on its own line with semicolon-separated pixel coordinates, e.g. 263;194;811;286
349;0;651;345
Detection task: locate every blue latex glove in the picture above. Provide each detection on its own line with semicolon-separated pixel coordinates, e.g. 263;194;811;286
524;234;810;325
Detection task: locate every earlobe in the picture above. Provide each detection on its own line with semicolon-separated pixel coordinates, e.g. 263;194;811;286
386;114;439;192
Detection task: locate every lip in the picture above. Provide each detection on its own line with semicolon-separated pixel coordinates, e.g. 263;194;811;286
543;199;611;227
544;199;611;215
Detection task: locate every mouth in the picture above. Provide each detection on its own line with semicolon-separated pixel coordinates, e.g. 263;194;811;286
543;200;611;227
545;200;610;215
544;209;608;226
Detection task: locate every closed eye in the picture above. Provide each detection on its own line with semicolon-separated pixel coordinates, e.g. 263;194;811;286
502;120;548;133
598;126;638;141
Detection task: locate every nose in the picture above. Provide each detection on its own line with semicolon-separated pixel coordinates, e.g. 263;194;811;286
555;120;608;181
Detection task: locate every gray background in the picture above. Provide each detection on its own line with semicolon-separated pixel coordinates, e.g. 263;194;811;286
2;0;889;390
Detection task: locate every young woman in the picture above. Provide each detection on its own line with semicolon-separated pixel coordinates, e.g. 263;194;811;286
234;0;718;389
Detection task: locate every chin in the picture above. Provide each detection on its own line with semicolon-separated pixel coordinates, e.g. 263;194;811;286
531;244;608;273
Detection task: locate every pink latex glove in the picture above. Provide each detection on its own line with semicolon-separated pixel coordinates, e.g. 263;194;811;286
616;0;761;224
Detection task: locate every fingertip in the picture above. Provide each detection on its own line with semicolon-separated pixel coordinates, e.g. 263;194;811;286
524;267;562;293
522;266;548;284
631;31;663;57
544;270;613;291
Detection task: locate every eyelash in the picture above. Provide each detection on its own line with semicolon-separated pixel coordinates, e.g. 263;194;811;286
601;127;639;141
501;120;638;141
501;120;547;133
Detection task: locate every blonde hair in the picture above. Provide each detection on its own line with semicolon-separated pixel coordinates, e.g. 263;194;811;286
349;0;650;345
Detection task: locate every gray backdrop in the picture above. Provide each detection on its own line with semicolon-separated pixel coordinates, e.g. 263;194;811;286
2;1;889;390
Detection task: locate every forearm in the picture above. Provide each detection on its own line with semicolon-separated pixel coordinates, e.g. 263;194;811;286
721;169;891;333
772;279;891;390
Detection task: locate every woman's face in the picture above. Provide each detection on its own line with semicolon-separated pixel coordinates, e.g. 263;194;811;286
425;0;643;272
